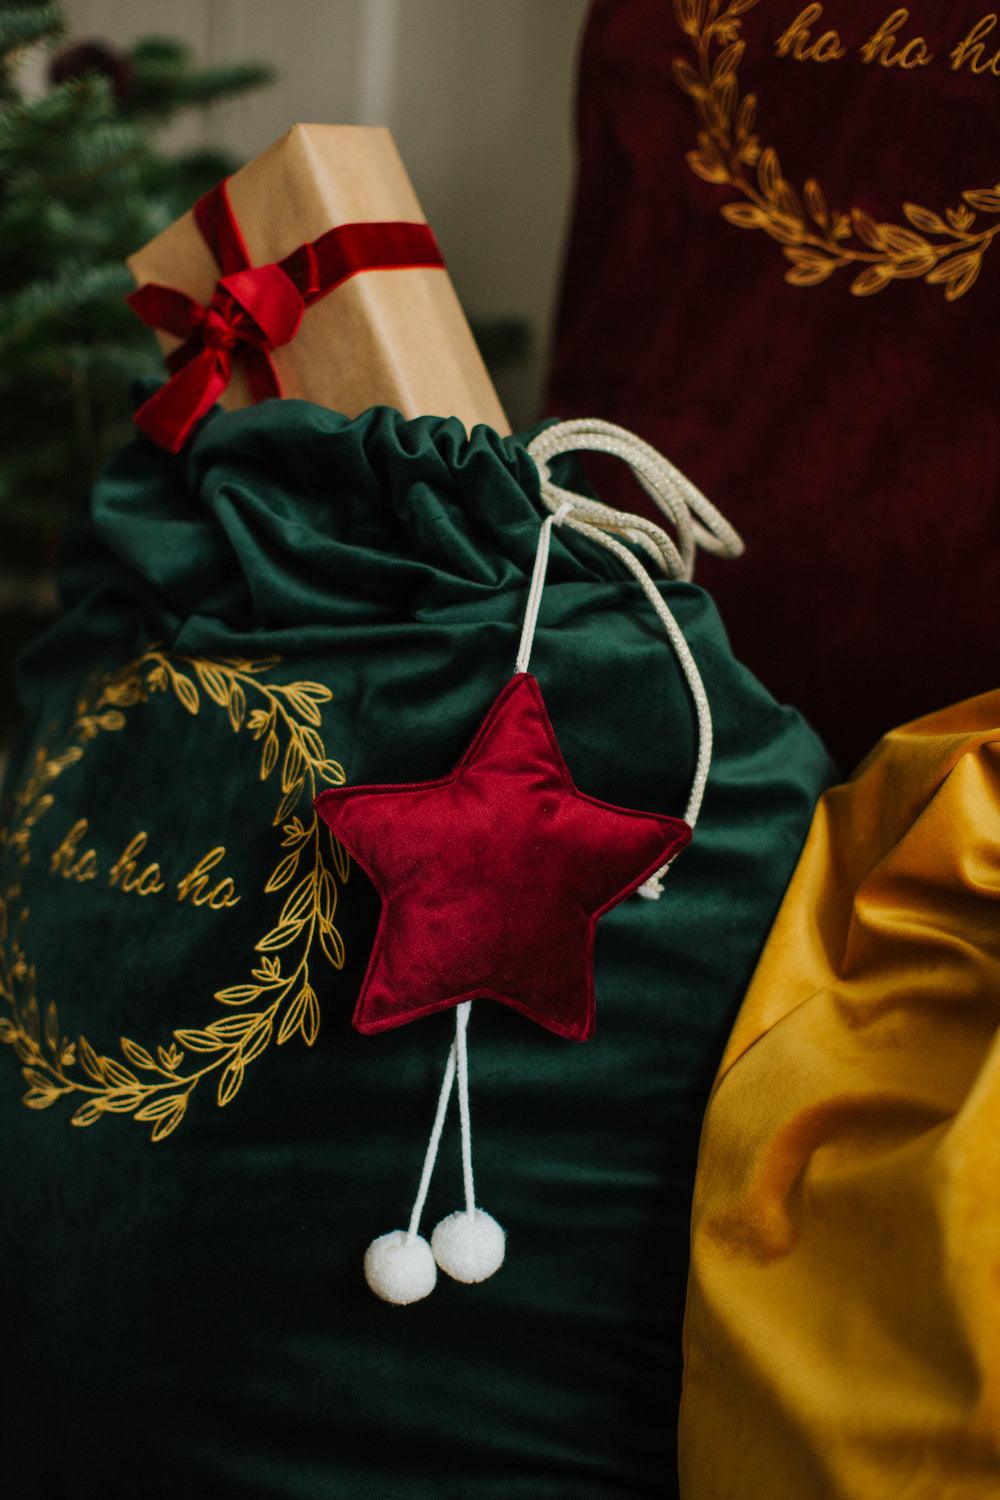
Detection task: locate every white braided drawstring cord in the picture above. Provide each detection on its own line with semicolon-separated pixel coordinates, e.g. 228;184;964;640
363;419;742;1306
526;418;742;582
523;419;743;893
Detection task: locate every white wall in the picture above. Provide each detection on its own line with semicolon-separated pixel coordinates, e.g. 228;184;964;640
61;0;589;427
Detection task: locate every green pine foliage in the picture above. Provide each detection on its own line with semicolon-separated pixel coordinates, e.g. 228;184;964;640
0;2;274;570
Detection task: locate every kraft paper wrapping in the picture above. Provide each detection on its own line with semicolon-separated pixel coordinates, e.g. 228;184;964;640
127;124;509;436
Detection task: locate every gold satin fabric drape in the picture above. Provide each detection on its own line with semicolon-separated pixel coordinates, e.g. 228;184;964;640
679;693;1000;1499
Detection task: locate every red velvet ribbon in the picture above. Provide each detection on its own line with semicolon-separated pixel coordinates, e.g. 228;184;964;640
126;179;446;453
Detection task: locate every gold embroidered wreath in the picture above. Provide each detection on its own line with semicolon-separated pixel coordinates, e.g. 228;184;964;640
673;0;1000;298
0;648;348;1141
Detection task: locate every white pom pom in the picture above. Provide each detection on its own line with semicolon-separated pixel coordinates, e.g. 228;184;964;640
431;1208;506;1284
364;1230;437;1305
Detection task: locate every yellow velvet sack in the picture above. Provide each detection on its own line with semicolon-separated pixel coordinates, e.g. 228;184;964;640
679;693;1000;1499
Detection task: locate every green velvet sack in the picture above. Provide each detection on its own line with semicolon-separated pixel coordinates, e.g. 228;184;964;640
0;401;833;1498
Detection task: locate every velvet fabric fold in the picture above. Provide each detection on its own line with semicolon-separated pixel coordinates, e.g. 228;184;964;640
680;693;1000;1499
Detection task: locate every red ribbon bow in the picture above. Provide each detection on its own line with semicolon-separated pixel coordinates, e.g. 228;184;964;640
126;178;445;453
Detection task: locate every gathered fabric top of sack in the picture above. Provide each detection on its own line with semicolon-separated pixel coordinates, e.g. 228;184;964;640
0;398;833;1499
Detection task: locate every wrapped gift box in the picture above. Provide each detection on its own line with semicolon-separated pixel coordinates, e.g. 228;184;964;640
127;123;509;441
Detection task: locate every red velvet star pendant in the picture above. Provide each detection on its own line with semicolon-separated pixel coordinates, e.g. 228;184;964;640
314;674;691;1041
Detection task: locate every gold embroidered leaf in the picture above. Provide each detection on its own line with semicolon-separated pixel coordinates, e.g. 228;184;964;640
720;201;769;229
298;726;326;764
44;1000;58;1051
71;1099;104;1128
119;1037;156;1071
248;707;270;739
251;956;281;984
672;56;702;95
926;249;980;287
711;74;736;125
265;849;301;893
302;985;320;1047
173;1027;226;1054
227;683;246;733
22;1067;52;1090
317;868;337;925
260;731;280;781
0;1017;15;1042
850;208;884;250
157;1043;183;1071
804;178;828;229
902;202;947;235
135;1093;186;1123
756;146;780;202
238;654;282;674
687;149;729;185
150;1098;188;1142
101;1057;139;1088
195;663;230;707
281;817;306;847
962;189;1000;213
879;224;929;257
761;213;803;246
675;0;698;36
101;1088;146;1113
277;985;309;1045
281;740;305;794
279;873;315;927
273;782;304;826
319;920;345;970
298;682;333;705
946;255;981;300
316;760;346;785
889;248;937;279
23;994;39;1041
24;1086;61;1109
327;830;350;883
713;39;744;79
239;1020;272;1064
171;672;200;715
255;919;305;953
946;204;975;232
27;793;54;823
734;91;756;141
78;1034;104;1083
205;1014;259;1042
98;676;144;709
213;983;262;1006
850;265;893;297
217;1058;244;1107
96;711;126;732
283;689;321;726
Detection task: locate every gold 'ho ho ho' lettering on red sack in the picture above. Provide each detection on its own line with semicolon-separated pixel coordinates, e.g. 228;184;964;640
673;0;1000;300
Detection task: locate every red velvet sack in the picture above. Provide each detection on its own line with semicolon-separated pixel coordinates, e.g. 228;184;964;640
547;0;1000;768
